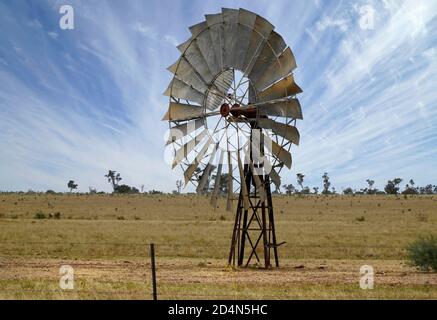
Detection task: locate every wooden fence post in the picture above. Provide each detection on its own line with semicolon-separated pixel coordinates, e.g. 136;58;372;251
149;243;157;300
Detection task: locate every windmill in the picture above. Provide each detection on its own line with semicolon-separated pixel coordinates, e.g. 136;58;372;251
163;8;302;268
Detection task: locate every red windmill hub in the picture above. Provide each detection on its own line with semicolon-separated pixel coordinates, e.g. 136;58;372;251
220;103;230;117
220;103;257;118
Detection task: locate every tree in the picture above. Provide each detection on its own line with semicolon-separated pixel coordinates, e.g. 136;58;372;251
343;187;354;195
131;186;139;193
419;184;434;195
105;170;122;192
365;179;376;194
196;165;215;194
296;173;305;191
322;172;331;194
393;178;402;187
67;180;78;193
384;178;402;195
313;187;319;194
176;180;183;194
149;189;163;195
283;184;295;195
211;173;229;195
272;185;281;194
302;186;311;194
403;179;418;195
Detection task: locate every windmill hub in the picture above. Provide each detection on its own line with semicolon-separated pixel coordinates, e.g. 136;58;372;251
229;103;258;119
220;103;230;117
220;103;253;119
230;103;241;117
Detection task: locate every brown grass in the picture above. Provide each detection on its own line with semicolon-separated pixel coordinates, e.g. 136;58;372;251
0;193;436;299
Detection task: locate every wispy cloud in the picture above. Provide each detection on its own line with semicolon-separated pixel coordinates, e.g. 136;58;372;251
0;0;436;193
164;34;179;47
133;22;157;39
316;16;348;32
293;0;437;190
47;31;58;39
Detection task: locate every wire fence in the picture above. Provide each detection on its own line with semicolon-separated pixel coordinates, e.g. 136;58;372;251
0;240;419;300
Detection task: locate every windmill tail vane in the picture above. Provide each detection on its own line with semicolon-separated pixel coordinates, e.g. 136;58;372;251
162;8;303;269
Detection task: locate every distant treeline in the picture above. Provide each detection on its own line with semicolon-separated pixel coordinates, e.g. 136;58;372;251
0;190;164;195
282;174;437;195
2;171;436;196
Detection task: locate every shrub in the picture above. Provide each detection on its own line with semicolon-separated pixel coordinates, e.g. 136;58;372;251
115;184;140;194
115;184;132;194
402;187;418;195
407;235;437;272
34;211;46;219
416;213;428;222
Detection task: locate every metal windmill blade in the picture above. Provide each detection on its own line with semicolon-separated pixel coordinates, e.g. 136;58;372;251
163;8;303;269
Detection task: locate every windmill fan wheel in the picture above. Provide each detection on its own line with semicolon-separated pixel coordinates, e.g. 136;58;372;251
163;8;303;268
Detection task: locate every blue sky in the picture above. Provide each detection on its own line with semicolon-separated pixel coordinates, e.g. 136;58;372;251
0;0;436;193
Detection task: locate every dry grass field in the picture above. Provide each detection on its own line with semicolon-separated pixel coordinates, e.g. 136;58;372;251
0;193;436;299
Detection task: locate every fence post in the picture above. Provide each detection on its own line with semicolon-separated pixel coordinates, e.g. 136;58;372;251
149;243;157;300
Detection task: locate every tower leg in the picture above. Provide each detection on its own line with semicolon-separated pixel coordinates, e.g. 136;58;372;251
265;176;279;267
238;208;248;266
261;200;270;268
228;173;280;269
228;196;242;266
238;163;250;266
